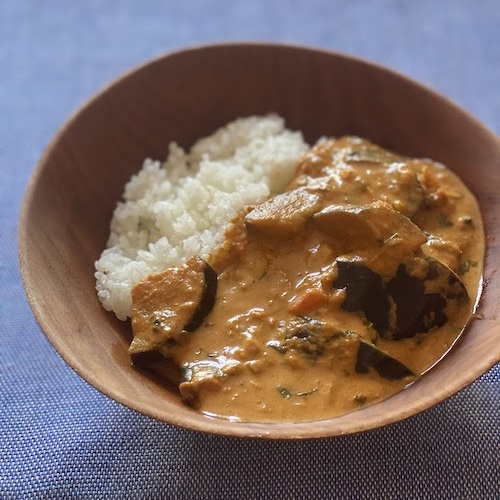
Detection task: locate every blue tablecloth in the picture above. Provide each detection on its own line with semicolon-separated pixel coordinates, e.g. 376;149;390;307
1;1;498;498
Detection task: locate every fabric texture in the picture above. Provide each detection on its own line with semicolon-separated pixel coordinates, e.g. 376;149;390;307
1;1;498;498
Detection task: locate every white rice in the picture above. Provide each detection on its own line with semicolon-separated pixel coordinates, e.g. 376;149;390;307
95;114;309;320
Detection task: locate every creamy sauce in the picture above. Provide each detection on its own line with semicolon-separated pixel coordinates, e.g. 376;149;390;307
129;137;484;423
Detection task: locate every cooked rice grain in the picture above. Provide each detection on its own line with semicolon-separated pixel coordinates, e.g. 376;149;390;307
95;115;308;320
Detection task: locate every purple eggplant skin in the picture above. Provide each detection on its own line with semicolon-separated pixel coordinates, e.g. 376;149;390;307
332;257;469;341
184;260;218;332
385;263;445;340
130;257;218;372
131;350;183;385
356;340;414;380
332;259;390;335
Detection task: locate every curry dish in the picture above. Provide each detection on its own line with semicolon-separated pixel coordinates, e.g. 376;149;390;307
129;137;484;422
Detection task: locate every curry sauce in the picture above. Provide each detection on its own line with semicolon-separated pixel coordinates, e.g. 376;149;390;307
129;137;484;423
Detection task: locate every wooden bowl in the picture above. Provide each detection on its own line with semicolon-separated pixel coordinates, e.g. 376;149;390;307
19;43;500;439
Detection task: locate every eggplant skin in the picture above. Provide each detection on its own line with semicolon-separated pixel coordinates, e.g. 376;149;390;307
129;256;218;371
332;257;469;340
184;260;218;332
386;263;446;340
332;260;390;335
356;341;414;380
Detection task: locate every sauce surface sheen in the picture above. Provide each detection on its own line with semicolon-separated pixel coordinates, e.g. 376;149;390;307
130;137;484;423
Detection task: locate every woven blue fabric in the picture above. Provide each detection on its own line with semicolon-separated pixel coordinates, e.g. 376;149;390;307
1;1;498;498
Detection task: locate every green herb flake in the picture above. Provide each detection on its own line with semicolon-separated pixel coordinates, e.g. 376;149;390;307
437;213;454;227
296;388;318;397
256;271;268;282
354;394;367;405
277;386;317;399
278;387;292;399
459;259;478;275
461;216;474;226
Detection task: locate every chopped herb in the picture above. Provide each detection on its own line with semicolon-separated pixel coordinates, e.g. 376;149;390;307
278;387;292;399
354;394;367;405
296;388;318;397
257;272;268;282
342;329;357;337
278;386;317;399
151;316;163;333
459;259;478;275
437;213;454;227
268;317;337;361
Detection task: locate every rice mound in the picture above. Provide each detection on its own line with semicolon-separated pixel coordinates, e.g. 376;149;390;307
95;114;309;320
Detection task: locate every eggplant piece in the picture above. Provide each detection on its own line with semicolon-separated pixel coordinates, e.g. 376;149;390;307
313;201;427;255
244;187;321;238
356;340;414;380
179;357;240;403
129;256;217;371
332;256;469;340
184;262;217;332
386;258;469;340
130;350;183;386
332;259;390;336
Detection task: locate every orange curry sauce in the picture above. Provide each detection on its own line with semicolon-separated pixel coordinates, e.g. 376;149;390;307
129;137;484;422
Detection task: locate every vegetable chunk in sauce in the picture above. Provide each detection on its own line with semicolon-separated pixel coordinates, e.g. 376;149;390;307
130;136;484;423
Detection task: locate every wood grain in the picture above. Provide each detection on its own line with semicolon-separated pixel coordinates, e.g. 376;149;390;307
18;43;500;439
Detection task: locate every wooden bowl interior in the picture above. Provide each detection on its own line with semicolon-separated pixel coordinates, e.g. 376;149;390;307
19;44;500;439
